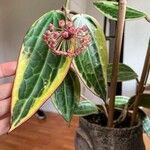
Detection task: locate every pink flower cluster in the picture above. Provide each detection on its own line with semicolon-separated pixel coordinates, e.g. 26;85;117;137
43;19;91;57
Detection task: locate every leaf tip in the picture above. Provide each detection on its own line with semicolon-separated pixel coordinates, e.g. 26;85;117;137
8;126;15;133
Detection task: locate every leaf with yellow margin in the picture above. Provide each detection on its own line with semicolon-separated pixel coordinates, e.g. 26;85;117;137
10;10;75;132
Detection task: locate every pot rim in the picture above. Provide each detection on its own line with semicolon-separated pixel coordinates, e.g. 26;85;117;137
80;116;142;132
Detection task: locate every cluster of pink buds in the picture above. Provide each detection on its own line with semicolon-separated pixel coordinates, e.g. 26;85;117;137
43;19;91;57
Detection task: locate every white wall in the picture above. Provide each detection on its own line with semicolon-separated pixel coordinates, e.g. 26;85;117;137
0;0;65;62
86;0;104;27
70;0;87;13
123;0;150;97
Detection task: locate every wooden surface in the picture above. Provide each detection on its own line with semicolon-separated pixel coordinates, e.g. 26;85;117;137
0;113;78;150
0;112;149;150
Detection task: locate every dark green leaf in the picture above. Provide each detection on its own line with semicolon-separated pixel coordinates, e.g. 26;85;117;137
52;69;80;122
74;99;98;116
93;1;146;21
107;63;138;82
129;94;150;109
73;14;108;100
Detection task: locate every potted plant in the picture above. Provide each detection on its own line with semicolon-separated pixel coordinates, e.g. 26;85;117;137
9;0;150;149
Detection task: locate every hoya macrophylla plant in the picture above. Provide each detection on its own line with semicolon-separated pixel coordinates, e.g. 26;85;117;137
9;0;150;140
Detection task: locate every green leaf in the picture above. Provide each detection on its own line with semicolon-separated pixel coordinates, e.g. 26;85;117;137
93;1;146;21
107;63;138;82
52;69;80;122
74;99;98;116
73;14;108;100
139;110;150;138
115;96;129;109
129;94;150;109
10;10;75;131
142;116;150;138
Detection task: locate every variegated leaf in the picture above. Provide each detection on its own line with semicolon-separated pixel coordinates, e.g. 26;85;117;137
139;110;150;138
74;99;98;116
115;96;129;109
93;1;146;21
73;14;108;100
142;116;150;138
10;11;75;131
107;63;138;82
52;69;80;122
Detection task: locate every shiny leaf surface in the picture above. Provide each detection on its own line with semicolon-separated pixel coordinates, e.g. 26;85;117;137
73;14;108;100
93;1;146;21
107;63;138;82
115;96;129;109
74;99;98;116
129;94;150;109
10;11;75;131
52;69;80;122
139;110;150;138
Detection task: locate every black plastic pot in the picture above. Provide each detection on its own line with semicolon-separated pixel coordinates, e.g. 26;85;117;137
75;117;145;150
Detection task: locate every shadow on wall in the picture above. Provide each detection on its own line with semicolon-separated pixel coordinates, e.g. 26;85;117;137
0;0;65;63
0;0;65;111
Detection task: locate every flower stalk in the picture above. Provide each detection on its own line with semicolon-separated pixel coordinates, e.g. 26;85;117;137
65;0;70;10
107;0;127;127
131;40;150;126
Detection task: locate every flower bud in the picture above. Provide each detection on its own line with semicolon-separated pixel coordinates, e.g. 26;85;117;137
59;20;65;27
62;31;69;39
48;24;54;31
82;25;88;32
53;32;60;39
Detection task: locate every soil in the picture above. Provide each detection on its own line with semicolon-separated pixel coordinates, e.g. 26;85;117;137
84;110;132;128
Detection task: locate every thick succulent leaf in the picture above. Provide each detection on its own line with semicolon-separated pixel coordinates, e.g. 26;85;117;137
74;99;98;116
52;69;80;122
107;63;138;82
10;11;75;131
139;110;150;138
93;1;146;21
115;96;129;109
73;14;108;100
129;94;150;109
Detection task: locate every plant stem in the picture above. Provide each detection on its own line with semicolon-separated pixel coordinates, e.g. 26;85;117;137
102;105;109;118
65;0;70;10
131;40;150;126
107;0;127;127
